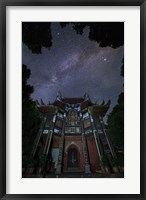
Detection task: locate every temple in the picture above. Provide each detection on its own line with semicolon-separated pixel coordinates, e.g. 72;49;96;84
25;93;120;177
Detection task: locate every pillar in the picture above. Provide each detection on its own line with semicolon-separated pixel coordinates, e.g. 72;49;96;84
81;120;91;173
55;134;64;174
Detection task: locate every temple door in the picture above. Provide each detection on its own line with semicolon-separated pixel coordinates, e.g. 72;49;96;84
67;148;79;168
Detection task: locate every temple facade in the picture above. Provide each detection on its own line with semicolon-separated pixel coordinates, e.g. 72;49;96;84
27;93;117;176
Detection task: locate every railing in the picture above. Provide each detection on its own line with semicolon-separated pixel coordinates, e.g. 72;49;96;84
31;116;47;157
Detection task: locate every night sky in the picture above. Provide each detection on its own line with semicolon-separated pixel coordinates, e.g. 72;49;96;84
22;22;124;115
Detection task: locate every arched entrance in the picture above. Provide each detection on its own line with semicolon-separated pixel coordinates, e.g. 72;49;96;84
67;147;79;171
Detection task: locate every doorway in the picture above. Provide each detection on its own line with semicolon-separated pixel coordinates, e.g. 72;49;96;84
67;147;79;169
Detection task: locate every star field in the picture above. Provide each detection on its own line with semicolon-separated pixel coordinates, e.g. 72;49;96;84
22;22;124;115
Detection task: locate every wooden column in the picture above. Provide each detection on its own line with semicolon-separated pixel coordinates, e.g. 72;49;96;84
91;119;104;172
43;130;53;154
31;116;47;157
81;120;91;173
55;123;65;175
99;117;116;158
93;130;102;160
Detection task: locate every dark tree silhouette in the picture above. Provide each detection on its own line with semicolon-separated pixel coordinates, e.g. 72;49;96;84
107;92;124;148
22;22;52;54
22;64;34;101
107;58;124;166
121;57;124;77
22;22;124;54
22;64;41;168
61;22;124;48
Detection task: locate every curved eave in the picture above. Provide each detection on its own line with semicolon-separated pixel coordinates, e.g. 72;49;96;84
92;105;110;117
38;105;57;114
81;100;93;110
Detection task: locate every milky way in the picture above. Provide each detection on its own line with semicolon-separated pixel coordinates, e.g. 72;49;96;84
22;22;124;116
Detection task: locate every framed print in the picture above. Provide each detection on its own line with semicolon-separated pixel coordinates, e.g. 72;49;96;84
0;0;145;200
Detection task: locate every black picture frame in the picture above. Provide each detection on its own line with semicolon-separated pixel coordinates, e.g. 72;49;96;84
0;0;145;199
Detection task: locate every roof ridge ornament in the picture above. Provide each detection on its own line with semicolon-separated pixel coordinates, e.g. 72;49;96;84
41;99;45;105
57;91;63;99
107;100;111;106
36;100;40;105
101;100;105;105
83;92;90;100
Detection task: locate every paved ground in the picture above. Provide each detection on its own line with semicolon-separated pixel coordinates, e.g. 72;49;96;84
23;172;124;178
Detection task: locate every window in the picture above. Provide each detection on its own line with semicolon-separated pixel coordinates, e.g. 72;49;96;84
52;115;56;123
55;118;63;128
57;112;64;119
83;112;89;119
43;129;49;134
85;129;92;135
83;118;91;128
65;126;81;134
76;127;81;133
54;128;61;134
67;109;78;125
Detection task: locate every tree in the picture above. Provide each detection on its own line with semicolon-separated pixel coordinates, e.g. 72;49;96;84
120;58;124;77
107;56;124;148
60;22;124;48
22;22;52;54
107;92;124;148
22;64;34;101
22;22;124;54
22;64;41;168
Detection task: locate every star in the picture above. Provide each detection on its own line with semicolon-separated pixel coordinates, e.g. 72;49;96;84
23;22;124;115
